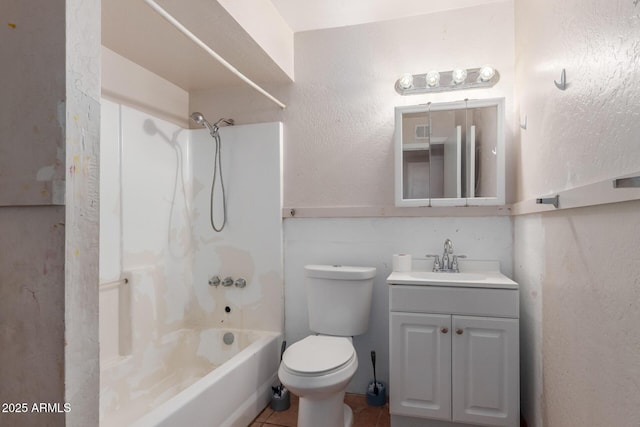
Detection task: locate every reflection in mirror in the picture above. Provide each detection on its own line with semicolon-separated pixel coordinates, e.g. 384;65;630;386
395;98;504;207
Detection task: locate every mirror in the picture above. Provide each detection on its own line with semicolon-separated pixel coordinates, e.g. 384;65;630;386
394;98;505;207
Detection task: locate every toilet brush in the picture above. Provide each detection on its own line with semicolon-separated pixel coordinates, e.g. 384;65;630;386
366;350;386;406
271;341;290;411
372;351;379;395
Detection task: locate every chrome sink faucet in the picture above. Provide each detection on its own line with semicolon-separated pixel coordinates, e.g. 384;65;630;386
426;238;466;272
442;238;453;271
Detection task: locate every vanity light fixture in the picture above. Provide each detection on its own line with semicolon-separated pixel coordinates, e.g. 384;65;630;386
398;73;414;90
479;64;496;82
394;66;500;95
425;70;440;87
451;68;468;84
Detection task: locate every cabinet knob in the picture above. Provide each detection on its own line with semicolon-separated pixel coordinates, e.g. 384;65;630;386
441;327;448;334
456;328;464;335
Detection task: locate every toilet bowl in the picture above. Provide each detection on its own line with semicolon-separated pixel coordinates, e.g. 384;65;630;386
278;335;358;427
278;264;376;427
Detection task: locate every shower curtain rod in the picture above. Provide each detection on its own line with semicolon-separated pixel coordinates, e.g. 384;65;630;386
144;0;287;110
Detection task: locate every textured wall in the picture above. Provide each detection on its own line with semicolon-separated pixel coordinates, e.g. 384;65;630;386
285;5;515;208
515;0;640;200
0;1;67;423
0;0;66;206
514;1;640;426
190;1;516;208
0;207;66;426
64;0;101;424
513;216;544;426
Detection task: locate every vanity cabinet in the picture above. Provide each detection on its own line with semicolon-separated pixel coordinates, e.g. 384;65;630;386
388;284;519;427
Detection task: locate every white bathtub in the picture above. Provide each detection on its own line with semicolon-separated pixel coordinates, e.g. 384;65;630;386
101;328;281;427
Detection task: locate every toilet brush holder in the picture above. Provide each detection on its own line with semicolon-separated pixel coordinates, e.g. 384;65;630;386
270;386;290;411
365;381;386;407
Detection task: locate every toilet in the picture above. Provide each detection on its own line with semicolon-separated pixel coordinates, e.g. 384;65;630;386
278;264;376;427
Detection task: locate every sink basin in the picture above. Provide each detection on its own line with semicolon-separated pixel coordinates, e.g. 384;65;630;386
408;271;487;283
387;268;518;289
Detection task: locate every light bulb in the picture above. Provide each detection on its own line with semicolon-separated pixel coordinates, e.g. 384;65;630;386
451;68;468;85
425;70;440;87
398;73;414;90
479;64;496;82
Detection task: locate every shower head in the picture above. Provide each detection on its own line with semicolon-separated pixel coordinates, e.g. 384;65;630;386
214;118;234;127
190;112;208;126
190;111;216;136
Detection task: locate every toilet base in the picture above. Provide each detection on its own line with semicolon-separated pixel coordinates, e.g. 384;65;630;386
343;403;353;427
297;392;353;427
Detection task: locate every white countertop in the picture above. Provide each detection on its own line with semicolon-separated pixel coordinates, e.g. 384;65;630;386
387;260;518;290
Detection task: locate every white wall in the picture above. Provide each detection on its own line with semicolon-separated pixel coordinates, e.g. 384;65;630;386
284;216;513;393
514;1;640;426
217;0;294;80
102;47;189;128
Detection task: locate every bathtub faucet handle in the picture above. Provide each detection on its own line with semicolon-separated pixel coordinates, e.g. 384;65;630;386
222;276;234;287
208;275;221;287
234;278;247;288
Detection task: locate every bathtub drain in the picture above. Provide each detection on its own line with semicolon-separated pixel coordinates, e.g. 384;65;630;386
223;332;235;345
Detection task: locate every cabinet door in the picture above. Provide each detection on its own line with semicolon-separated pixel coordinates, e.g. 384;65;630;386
452;316;519;427
390;312;451;420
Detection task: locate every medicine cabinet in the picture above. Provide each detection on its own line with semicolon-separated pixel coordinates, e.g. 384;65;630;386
394;98;505;207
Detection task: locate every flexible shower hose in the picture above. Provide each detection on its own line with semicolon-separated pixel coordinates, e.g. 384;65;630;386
210;131;226;232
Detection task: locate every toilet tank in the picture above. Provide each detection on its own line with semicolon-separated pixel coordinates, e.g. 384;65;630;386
305;264;376;336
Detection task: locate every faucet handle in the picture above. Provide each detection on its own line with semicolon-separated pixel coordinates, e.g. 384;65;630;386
451;255;467;272
426;255;441;272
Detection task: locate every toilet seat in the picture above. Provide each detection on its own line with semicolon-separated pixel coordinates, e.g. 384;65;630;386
282;336;355;376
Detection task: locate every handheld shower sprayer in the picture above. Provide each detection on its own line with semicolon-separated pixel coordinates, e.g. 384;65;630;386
190;112;233;137
189;111;207;125
189;112;234;232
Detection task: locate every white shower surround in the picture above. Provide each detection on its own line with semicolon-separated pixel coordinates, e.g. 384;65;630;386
99;100;283;424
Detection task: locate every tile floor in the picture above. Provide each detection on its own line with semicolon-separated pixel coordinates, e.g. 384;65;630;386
250;393;390;427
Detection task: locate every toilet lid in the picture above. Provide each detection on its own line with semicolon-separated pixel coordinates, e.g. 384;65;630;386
283;336;354;375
